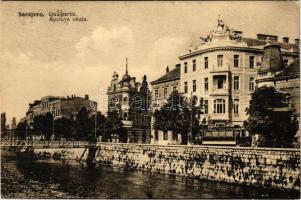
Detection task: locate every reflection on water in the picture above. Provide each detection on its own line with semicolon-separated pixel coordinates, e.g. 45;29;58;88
1;151;299;199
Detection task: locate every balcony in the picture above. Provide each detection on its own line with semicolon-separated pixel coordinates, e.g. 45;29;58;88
121;120;133;128
209;113;230;121
210;88;229;96
210;64;230;74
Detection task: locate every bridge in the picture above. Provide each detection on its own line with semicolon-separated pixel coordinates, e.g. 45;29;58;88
1;137;94;149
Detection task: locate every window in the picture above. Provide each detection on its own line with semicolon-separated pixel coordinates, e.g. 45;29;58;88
184;82;188;93
164;88;168;99
234;99;239;114
217;78;224;89
204;100;208;114
192;60;196;71
249;77;255;91
184;62;188;73
155;130;158;141
123;112;128;120
204;78;208;91
154;90;158;100
234;55;239;68
123;97;128;105
249;56;254;69
217;55;223;67
204;57;208;69
284;59;288;67
192;80;196;92
173;86;177;92
234;76;239;90
214;99;225;114
163;131;168;140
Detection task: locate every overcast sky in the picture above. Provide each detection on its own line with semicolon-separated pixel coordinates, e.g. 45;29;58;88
0;1;299;123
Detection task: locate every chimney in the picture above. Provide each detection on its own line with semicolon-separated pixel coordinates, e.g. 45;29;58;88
269;36;278;42
85;94;89;100
257;34;267;41
259;44;284;74
166;66;169;73
282;37;289;43
295;39;299;45
257;34;278;42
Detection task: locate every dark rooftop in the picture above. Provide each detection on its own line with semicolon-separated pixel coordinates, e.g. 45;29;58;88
150;67;180;85
275;58;300;79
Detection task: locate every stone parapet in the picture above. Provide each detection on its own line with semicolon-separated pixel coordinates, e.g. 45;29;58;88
95;143;300;191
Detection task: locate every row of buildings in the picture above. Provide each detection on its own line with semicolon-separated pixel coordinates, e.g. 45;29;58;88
107;18;299;145
25;94;97;123
14;18;298;146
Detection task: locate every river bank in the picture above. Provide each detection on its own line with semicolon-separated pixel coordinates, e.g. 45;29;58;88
1;152;79;199
2;143;300;197
2;150;300;199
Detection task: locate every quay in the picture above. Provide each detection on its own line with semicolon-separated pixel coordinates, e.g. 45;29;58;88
1;138;300;192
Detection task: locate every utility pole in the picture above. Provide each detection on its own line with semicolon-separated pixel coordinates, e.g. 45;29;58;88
188;92;193;145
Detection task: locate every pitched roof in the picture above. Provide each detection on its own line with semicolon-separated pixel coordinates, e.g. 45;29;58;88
275;58;300;79
242;37;297;49
150;67;180;85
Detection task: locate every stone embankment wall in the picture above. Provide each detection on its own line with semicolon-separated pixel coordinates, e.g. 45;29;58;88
95;143;300;191
32;147;88;161
20;143;300;191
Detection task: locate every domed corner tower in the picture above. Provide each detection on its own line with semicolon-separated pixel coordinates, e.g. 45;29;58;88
106;58;151;144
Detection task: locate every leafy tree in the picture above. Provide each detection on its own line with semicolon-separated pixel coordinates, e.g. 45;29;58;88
103;110;123;142
95;111;106;138
32;112;54;140
54;117;74;139
15;121;28;139
32;115;45;137
74;107;92;140
44;112;54;140
153;90;203;145
245;86;298;148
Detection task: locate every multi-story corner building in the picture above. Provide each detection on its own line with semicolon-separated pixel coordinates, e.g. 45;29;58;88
150;65;181;145
107;59;151;143
178;18;299;137
26;95;97;122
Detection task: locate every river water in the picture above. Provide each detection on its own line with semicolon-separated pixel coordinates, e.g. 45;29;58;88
1;151;299;199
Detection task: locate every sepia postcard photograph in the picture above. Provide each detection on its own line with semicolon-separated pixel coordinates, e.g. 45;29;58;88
0;1;300;199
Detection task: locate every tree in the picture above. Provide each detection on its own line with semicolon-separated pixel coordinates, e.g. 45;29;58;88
32;112;54;140
74;107;93;140
15;121;28;139
245;86;298;148
103;110;123;142
153;90;203;145
54;117;74;139
95;111;106;138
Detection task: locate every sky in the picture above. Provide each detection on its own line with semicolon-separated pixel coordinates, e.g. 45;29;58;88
0;1;299;123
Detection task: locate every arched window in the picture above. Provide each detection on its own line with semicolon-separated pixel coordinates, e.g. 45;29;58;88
214;99;225;113
123;97;128;105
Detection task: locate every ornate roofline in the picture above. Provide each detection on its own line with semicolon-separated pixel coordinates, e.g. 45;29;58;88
179;46;298;60
150;77;180;85
179;46;261;59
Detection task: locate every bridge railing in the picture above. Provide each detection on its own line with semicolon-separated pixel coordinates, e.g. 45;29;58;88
1;137;90;148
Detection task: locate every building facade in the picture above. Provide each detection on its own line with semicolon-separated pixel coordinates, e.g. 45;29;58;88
256;44;300;145
107;60;151;143
178;18;298;136
150;65;181;145
26;95;97;122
